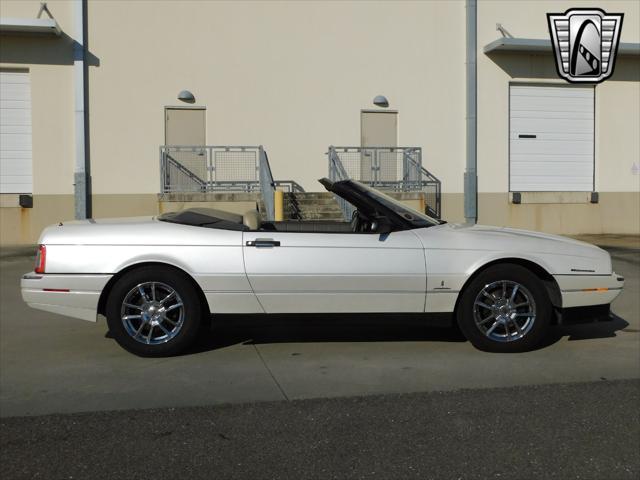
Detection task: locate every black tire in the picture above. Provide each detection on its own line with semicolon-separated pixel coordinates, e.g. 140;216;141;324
106;266;203;357
456;264;551;353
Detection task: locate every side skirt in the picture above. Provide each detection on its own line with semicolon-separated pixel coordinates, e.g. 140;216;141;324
210;312;454;328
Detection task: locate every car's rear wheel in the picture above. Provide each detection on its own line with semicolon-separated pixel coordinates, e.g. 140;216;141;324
457;264;551;353
106;266;203;357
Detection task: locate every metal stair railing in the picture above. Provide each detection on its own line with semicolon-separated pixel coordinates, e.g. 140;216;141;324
160;145;263;193
327;146;442;219
402;149;442;219
274;180;305;193
161;151;207;192
160;145;305;222
328;146;356;220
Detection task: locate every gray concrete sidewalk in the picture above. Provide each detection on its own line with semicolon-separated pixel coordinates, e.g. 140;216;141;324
1;247;638;417
569;234;640;250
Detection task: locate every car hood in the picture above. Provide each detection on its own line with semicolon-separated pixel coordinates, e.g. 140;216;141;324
415;223;612;275
451;223;593;249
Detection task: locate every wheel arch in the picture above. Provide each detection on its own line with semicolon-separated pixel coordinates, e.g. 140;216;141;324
97;262;210;318
453;257;562;321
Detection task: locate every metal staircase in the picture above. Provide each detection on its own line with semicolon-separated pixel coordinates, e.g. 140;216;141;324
284;192;344;221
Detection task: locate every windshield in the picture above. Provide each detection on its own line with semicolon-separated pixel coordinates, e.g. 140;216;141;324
353;181;442;228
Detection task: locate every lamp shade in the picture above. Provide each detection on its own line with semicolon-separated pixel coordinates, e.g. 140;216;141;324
373;95;389;107
177;90;195;103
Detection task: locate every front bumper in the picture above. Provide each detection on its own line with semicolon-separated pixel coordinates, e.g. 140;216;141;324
21;272;112;322
554;272;624;309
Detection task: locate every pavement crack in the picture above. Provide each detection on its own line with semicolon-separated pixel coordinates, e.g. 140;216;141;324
253;344;290;401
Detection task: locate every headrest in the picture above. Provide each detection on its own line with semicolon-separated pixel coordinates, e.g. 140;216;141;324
242;210;261;230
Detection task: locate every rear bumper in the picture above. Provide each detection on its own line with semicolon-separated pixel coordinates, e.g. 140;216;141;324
21;272;112;322
555;272;624;308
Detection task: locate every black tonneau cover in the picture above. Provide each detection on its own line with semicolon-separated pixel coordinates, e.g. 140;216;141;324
158;208;248;231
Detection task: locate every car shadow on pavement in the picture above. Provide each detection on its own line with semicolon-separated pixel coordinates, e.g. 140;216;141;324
187;314;467;354
184;312;631;355
538;313;630;348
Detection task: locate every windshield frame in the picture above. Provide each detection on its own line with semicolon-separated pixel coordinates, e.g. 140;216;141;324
352;181;442;228
326;178;442;230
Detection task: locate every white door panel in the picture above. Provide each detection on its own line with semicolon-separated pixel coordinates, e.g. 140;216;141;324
243;230;426;313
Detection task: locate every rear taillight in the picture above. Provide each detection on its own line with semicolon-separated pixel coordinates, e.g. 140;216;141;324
35;244;46;274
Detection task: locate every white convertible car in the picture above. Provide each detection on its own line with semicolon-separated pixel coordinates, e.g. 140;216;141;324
21;179;624;356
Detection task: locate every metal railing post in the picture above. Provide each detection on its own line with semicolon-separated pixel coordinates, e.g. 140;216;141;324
159;146;165;193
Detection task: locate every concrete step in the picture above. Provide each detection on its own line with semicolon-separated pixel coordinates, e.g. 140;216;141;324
285;202;338;208
284;191;343;221
289;202;339;208
285;199;341;208
285;192;334;198
288;209;343;217
289;197;338;203
294;212;345;221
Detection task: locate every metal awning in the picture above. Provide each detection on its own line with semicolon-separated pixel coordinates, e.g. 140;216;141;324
484;37;640;57
0;17;61;36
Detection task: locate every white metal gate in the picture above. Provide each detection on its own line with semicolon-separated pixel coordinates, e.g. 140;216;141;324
0;70;32;193
509;84;594;192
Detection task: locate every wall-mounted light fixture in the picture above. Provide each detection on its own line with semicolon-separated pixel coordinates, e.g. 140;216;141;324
373;95;389;108
178;90;195;103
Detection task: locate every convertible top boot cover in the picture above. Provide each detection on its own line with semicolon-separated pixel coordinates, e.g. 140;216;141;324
158;208;249;231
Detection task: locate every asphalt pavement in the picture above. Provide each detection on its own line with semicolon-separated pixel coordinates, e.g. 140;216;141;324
1;379;638;480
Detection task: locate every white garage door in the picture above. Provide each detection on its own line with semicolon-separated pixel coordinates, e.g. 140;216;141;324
0;70;32;194
510;85;594;192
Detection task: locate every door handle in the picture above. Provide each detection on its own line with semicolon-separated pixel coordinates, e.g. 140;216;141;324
246;238;281;248
518;134;537;139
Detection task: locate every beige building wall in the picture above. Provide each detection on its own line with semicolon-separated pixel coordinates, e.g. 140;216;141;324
477;0;640;234
1;0;638;245
86;0;466;200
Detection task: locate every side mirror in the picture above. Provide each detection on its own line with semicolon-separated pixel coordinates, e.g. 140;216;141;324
374;216;393;234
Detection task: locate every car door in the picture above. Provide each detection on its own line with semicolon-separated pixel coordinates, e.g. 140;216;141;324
242;230;426;313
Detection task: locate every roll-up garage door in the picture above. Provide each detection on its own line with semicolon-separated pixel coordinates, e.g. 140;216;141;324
509;84;594;192
0;70;32;194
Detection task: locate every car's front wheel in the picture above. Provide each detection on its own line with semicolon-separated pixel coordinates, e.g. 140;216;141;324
457;264;551;353
106;266;203;357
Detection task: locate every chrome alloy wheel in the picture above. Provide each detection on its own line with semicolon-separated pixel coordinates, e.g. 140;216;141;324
120;282;185;345
472;280;536;343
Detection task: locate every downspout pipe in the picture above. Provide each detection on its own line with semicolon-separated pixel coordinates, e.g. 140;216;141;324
464;0;478;224
73;0;90;219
